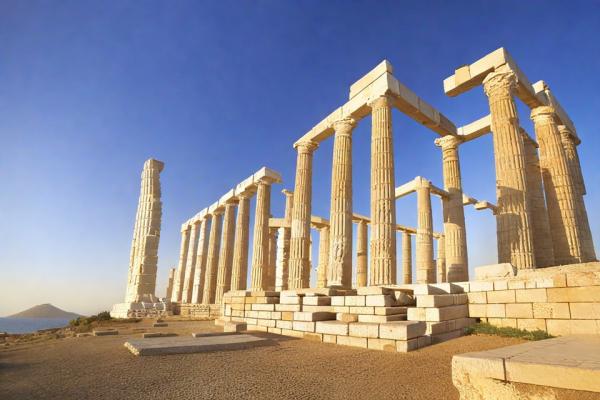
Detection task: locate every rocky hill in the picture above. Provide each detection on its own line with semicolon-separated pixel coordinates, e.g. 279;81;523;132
8;304;82;319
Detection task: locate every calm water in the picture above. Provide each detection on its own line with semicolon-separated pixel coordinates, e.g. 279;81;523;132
0;318;71;334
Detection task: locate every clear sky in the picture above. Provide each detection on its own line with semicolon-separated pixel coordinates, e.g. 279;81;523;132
1;1;599;316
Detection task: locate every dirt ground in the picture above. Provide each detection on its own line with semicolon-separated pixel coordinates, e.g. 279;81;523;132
0;320;536;399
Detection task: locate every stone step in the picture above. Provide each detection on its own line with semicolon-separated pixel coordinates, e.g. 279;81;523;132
293;311;337;322
378;321;427;340
223;321;247;333
411;283;465;295
407;304;469;322
301;305;335;313
425;317;476;335
416;293;468;308
348;322;380;338
374;306;408;316
315;320;349;336
302;296;331;306
357;313;406;323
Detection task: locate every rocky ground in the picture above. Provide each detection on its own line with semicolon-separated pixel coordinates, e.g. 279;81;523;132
0;319;571;399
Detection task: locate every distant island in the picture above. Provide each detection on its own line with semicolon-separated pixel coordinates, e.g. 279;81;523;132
8;304;82;319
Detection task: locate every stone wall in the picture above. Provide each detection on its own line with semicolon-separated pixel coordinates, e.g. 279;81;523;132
176;303;221;320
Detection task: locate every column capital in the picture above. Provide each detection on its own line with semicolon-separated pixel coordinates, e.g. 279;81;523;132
331;117;357;135
367;94;393;110
294;140;318;154
530;105;556;124
434;135;462;150
415;176;431;189
282;189;294;198
212;208;225;216
557;124;581;145
482;68;516;98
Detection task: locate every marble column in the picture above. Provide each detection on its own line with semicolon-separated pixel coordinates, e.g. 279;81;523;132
531;106;594;264
416;178;435;283
172;225;191;302
191;216;209;303
230;194;251;291
522;131;555;268
435;135;468;282
276;189;294;291
316;226;330;288
483;68;536;269
356;220;368;288
165;267;176;300
215;200;237;304
202;210;223;304
328;118;356;288
283;189;294;224
265;227;278;290
250;181;272;291
181;220;200;303
369;95;397;285
402;232;412;284
288;140;318;289
436;236;446;283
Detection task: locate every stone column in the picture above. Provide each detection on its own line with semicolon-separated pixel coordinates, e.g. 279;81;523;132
356;220;368;288
531;106;594;264
435;135;468;282
436;236;446;283
172;225;191;302
230;194;251;291
283;189;294;224
369;95;397;286
402;232;412;284
215;200;237;304
522;131;555;268
288;140;318;289
483;68;536;269
181;220;200;303
559;125;595;261
191;216;210;303
202;210;223;304
276;190;294;291
165;267;176;300
328;118;356;288
250;181;272;291
316;226;330;288
416;178;435;284
265;227;278;290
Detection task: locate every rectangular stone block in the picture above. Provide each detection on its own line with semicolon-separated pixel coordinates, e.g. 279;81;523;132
348;306;375;315
336;335;368;349
532;302;570;319
515;289;547;303
256;319;275;328
486;304;506;318
331;306;350;313
293;311;336;322
468;303;487;317
268;327;281;334
426;304;469;321
365;295;395;307
508;280;526;289
316;320;349;336
467;291;487;304
292;321;315;332
302;305;335;313
547;287;600;303
337;313;358;323
516;318;546;332
323;334;337;344
367;338;396;352
275;304;301;312
569;303;600;319
396;338;419;352
407;307;427;321
431;329;462;344
331;296;345;306
276;320;293;330
348;322;379;338
505;303;533;319
280;296;301;305
303;332;323;342
303;296;331;306
546;319;599;336
345;296;366;306
281;311;294;321
469;281;494;292
374;306;406;316
280;328;303;338
566;271;600;287
252;304;275;311
487;290;516;304
358;314;405;323
379;321;426;340
257;311;272;319
493;280;509;290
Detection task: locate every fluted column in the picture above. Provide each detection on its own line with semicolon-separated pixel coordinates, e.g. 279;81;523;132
369;95;397;285
181;221;200;303
250;181;272;291
288;141;318;289
191;216;209;303
402;232;412;284
531;106;594;264
416;178;435;283
276;190;294;291
265;228;278;290
202;210;223;304
165;267;176;300
215;201;237;304
171;225;191;302
283;189;294;224
435;135;468;282
356;220;368;287
230;194;251;291
483;68;536;269
522;132;555;267
436;236;446;283
316;226;330;288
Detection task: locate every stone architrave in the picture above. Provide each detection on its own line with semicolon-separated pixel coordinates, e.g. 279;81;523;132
172;225;190;302
215;200;238;304
435;135;468;282
521;131;555;268
416;178;435;284
288;141;318;289
402;232;412;284
316;226;330;288
250;181;272;291
356;220;368;288
191;217;210;303
202;210;223;304
482;67;536;269
165;267;176;300
327;118;356;289
181;220;200;303
436;236;446;283
369;95;397;286
230;194;251;291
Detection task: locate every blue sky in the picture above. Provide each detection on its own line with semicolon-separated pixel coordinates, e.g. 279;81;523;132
1;1;599;316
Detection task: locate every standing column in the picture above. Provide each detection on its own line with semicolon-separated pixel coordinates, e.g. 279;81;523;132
436;236;446;283
483;68;536;269
369;95;397;286
316;226;330;288
265;228;278;290
328;118;356;288
559;125;595;261
191;216;210;303
531;106;592;263
202;210;223;304
230;194;251;291
181;221;200;303
276;190;294;291
435;135;468;281
522;131;555;267
171;225;191;302
288;140;318;289
215;200;237;304
250;181;272;291
165;267;176;300
356;220;368;288
416;178;435;283
402;232;412;284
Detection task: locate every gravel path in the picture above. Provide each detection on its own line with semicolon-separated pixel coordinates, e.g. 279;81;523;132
0;320;524;400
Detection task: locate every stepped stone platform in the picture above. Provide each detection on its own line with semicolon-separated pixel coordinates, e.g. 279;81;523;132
452;335;600;399
124;333;268;356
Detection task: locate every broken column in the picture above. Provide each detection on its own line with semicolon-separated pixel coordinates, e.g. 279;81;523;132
356;220;368;288
202;209;223;304
416;178;435;284
215;199;237;304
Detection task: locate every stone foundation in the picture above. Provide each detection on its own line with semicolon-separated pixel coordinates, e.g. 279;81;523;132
176;303;221;319
110;300;171;319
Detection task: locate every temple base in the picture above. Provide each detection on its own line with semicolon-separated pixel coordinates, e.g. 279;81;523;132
110;300;172;319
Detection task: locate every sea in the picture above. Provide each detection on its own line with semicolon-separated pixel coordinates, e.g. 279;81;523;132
0;318;71;334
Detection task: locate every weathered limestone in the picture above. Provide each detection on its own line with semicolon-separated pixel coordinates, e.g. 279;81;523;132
266;228;278;290
327;118;356;288
316;226;330;288
202;210;223;304
288;141;318;289
369;95;397;286
416;178;435;284
165;267;175;300
275;190;294;291
521;131;555;268
435;135;468;282
436;236;446;283
250;181;273;291
215;200;237;304
356;220;368;287
172;225;190;302
483;68;536;270
402;232;412;284
181;221;200;303
230;194;251;291
191;216;209;303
